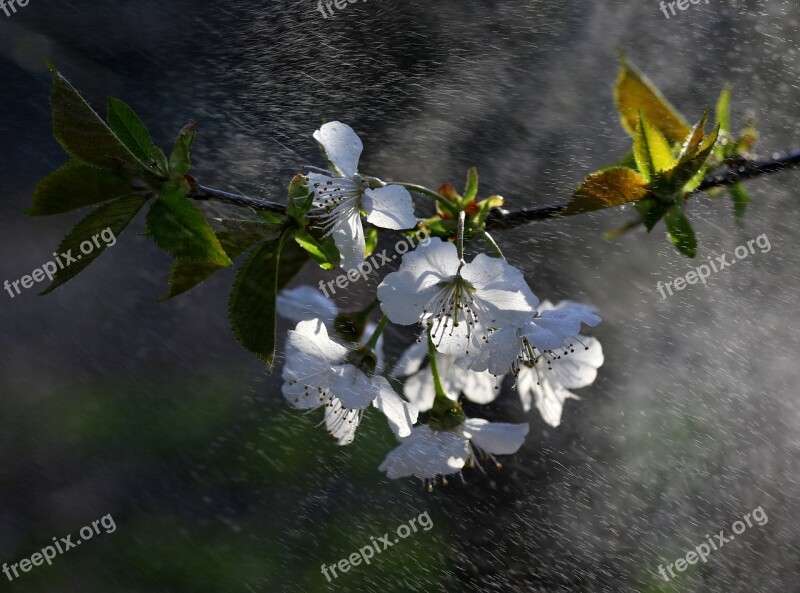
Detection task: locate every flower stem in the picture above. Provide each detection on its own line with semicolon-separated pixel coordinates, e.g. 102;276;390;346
363;315;389;351
426;332;449;401
427;331;466;430
392;182;459;216
479;230;505;259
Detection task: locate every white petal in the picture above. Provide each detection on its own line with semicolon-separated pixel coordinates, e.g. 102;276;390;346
462;418;529;455
550;336;603;389
377;239;460;326
372;376;419;438
525;301;602;349
529;377;576;428
284;319;348;365
324;398;362;445
277;285;338;328
313;121;363;178
515;366;536;412
327;364;380;409
378;426;469;479
460;326;521;376
362;186;417;230
454;368;501;405
403;371;438;413
332;209;366;271
391;336;428;378
461;254;539;322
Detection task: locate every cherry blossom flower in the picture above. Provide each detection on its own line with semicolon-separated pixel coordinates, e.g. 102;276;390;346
462;300;601;377
516;335;603;427
282;319;417;445
307;122;417;270
277;285;384;368
379;418;529;485
391;337;500;412
377;237;539;357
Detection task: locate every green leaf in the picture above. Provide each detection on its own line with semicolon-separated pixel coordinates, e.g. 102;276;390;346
615;54;691;144
671;124;720;192
636;198;668;232
715;85;732;135
633;111;675;180
228;231;308;368
664;205;697;257
729;182;749;225
39;194;149;295
364;226;379;258
107;98;155;165
463;167;479;203
160;222;281;301
294;232;337;270
48;64;147;173
146;182;232;266
169;122;196;181
564;167;650;215
28;161;133;216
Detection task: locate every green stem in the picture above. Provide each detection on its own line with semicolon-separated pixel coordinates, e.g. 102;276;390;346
426;332;449;401
479;230;505;259
363;315;389;351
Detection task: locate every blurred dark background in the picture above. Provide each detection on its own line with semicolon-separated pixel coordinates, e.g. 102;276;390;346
1;0;799;591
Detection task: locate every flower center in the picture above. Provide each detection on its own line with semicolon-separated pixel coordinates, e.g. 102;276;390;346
424;275;494;353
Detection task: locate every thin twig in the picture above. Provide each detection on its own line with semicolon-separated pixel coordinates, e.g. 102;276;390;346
185;150;800;227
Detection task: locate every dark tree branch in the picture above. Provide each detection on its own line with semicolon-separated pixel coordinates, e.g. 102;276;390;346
185;149;800;227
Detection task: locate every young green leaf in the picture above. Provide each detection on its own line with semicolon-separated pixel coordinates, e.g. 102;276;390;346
48;65;148;174
28;161;134;216
564;167;649;215
107;98;156;166
636;198;668;232
228;232;308;368
671;124;720;192
615;54;690;144
160;221;283;301
715;85;732;136
39;194;149;295
169;122;196;181
294;232;337;270
633;111;675;180
364;226;379;258
146;183;232;266
463;167;479;204
665;205;697;257
729;182;750;225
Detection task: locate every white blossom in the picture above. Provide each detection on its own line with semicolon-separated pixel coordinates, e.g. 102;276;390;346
516;335;603;427
377;237;539;357
282;319;417;445
379;418;529;485
308;122;416;271
391;337;500;412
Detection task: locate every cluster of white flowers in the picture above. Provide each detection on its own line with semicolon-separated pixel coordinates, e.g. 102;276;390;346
278;122;604;488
